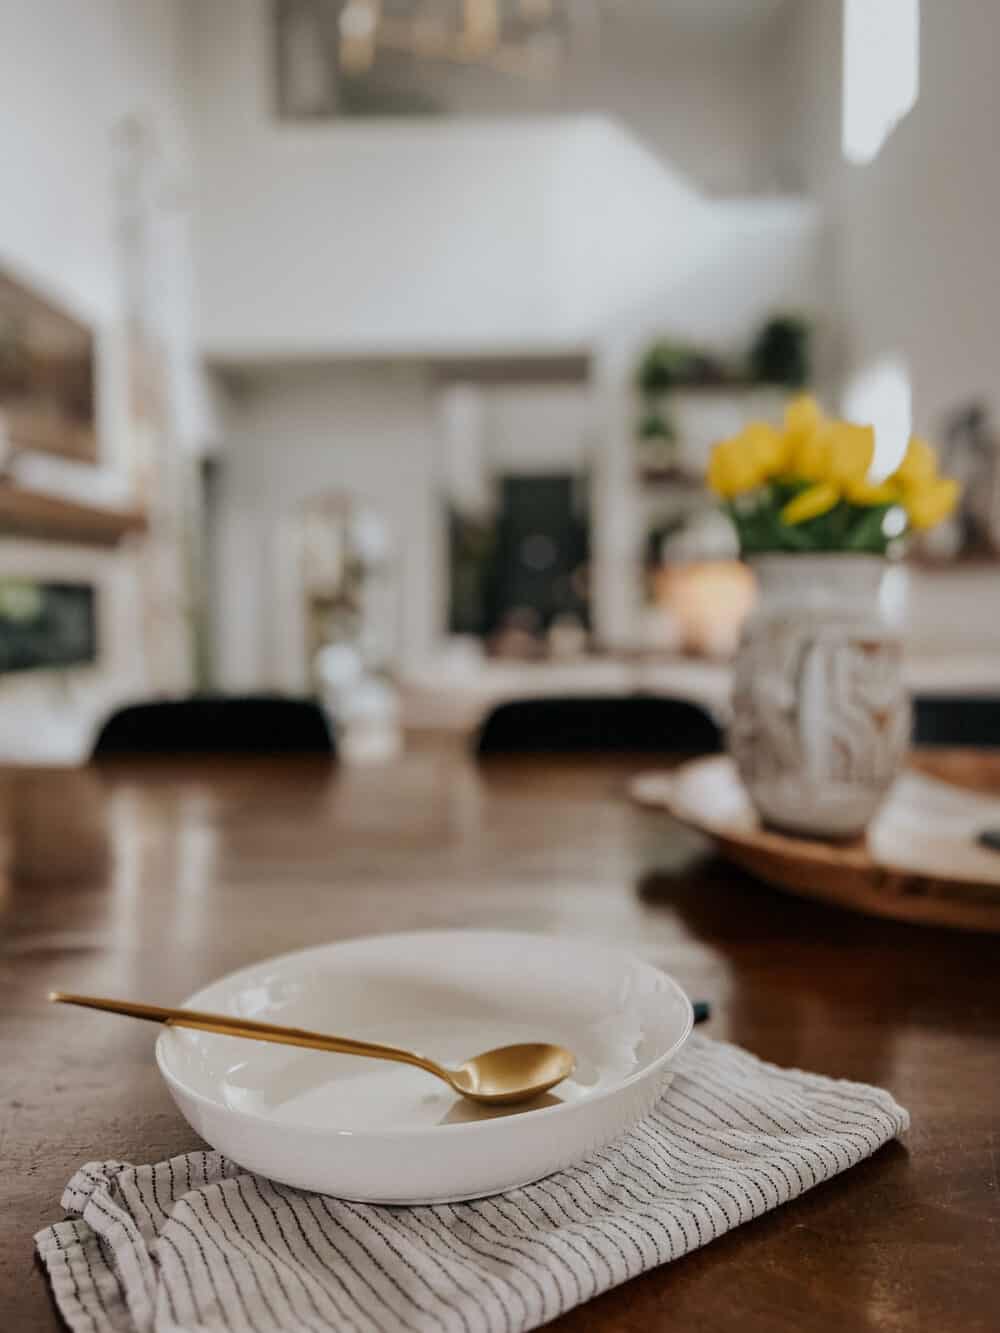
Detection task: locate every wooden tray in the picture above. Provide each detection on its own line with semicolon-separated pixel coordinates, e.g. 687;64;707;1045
630;755;1000;932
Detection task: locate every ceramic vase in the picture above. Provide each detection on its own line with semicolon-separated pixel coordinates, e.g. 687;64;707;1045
729;554;909;838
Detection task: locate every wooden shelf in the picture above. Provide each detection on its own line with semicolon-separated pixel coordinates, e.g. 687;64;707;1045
637;468;706;489
5;408;97;463
0;482;147;547
639;378;762;397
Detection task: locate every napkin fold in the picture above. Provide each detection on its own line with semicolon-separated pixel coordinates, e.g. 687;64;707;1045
36;1035;908;1333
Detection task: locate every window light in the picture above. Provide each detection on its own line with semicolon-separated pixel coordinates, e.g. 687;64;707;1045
842;0;919;165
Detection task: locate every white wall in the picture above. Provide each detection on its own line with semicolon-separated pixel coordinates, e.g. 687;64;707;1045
1;0;188;327
485;385;595;478
185;0;552;357
334;5;789;196
213;364;439;690
0;0;196;759
184;0;796;361
783;0;1000;434
544;120;714;337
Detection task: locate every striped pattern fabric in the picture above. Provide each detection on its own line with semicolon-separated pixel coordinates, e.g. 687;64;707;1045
36;1035;908;1333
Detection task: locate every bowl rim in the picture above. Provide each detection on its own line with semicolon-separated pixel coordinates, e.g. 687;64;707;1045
156;928;693;1140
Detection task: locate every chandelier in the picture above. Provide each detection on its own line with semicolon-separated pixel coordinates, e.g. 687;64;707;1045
330;1;583;80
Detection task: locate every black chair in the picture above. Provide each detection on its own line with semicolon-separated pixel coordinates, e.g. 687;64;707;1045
475;695;722;756
912;694;1000;747
92;694;335;758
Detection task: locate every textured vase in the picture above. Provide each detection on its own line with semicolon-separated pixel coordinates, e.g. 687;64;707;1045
729;555;909;838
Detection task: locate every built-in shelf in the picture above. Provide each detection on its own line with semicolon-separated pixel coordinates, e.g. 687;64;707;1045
0;482;147;547
641;378;759;395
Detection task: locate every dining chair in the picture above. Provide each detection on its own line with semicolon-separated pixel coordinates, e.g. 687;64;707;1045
91;694;336;757
474;695;723;756
912;694;1000;747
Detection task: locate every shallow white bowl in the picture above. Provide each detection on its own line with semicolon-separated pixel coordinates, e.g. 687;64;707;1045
157;930;692;1203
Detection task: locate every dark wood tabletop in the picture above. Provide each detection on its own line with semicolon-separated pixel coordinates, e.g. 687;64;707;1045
2;741;998;1332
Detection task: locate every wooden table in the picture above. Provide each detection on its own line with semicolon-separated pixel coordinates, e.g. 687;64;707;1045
2;742;998;1332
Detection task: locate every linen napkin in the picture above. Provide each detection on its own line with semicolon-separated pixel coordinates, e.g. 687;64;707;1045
36;1035;908;1333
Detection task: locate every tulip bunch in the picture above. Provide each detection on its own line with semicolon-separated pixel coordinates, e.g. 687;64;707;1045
707;395;960;554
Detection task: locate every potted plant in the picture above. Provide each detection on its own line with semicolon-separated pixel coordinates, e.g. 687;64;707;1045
708;395;960;838
636;340;699;396
636;406;679;478
749;315;812;390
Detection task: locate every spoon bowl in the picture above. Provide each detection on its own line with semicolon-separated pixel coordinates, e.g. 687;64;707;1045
450;1042;576;1104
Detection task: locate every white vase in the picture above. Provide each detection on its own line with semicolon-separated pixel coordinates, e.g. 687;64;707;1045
729;554;909;838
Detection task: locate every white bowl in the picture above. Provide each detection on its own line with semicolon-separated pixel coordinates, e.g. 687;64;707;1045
157;930;692;1203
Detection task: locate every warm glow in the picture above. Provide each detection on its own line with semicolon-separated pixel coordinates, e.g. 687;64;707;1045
653;561;757;660
339;0;381;72
842;0;919;165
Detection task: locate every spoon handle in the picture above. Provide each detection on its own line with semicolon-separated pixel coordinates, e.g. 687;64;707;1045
48;991;447;1081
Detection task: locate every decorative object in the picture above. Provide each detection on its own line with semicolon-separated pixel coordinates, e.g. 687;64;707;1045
937;401;1000;557
730;554;909;836
0;268;96;463
632;755;1000;932
708;396;960;837
749;313;812;389
298;492;394;682
636;405;679;478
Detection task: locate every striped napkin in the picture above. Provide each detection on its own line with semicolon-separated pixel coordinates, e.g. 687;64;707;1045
36;1035;908;1333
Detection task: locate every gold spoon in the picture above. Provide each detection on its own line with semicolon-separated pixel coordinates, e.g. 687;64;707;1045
48;991;576;1106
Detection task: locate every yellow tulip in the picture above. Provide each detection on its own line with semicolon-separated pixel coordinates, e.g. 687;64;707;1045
792;423;832;481
784;394;824;442
844;477;899;505
742;422;790;476
894;436;938;487
781;482;841;525
826;422;875;485
904;477;960;530
707;435;766;498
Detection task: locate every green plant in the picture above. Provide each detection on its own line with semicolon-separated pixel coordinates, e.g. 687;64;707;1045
749;315;811;389
637;409;676;442
636;340;698;395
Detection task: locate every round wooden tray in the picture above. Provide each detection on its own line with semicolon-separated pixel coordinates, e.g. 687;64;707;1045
630;755;1000;932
